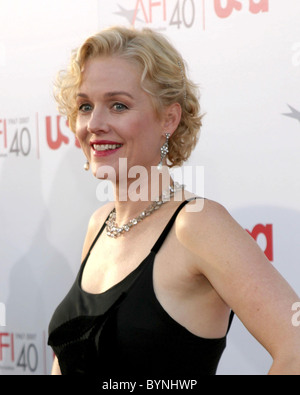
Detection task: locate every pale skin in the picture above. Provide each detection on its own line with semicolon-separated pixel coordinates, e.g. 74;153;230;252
51;56;300;375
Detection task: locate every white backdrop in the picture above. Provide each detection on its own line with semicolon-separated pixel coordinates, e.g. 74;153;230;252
0;0;299;375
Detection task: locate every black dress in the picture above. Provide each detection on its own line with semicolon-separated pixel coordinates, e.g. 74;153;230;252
48;199;234;377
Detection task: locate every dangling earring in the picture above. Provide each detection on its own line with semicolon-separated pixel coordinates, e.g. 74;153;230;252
157;133;170;170
84;161;90;171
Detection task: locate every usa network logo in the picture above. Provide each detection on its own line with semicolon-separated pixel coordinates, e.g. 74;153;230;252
111;0;269;31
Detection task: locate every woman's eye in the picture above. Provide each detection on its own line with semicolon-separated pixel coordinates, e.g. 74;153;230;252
79;103;93;113
113;103;128;112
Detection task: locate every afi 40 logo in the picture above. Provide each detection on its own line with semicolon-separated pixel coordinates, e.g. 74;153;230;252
131;0;196;29
129;0;269;28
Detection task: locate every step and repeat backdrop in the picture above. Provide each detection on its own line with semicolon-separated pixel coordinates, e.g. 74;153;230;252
0;0;299;375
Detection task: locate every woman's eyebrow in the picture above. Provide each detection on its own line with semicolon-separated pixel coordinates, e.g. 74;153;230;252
76;93;89;98
104;91;134;99
76;91;134;99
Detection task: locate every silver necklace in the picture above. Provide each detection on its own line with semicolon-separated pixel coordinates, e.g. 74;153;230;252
106;182;184;238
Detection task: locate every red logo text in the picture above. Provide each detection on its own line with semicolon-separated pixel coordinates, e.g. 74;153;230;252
246;224;273;262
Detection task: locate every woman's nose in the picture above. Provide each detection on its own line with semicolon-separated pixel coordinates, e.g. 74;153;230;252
87;107;110;134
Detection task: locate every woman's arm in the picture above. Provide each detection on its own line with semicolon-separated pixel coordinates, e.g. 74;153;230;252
177;199;300;375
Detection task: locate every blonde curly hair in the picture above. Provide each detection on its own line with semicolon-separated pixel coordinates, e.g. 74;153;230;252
54;26;203;167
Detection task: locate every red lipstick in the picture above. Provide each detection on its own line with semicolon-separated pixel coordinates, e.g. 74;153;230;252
90;140;123;157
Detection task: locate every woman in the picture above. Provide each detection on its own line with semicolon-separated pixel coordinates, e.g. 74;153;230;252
48;26;300;376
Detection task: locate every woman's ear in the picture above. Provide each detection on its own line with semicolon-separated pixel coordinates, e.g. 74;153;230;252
162;103;182;135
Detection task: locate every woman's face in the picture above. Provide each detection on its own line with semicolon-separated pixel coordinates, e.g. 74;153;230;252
75;56;166;181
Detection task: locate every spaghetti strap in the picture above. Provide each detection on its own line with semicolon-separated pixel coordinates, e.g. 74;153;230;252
85;198;200;260
151;198;200;254
83;212;111;262
227;310;235;334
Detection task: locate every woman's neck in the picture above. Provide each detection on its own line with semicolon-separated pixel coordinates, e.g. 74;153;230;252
113;166;175;225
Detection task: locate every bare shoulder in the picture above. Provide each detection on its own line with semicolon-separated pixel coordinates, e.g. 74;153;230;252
176;198;243;248
80;201;114;261
175;197;261;274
